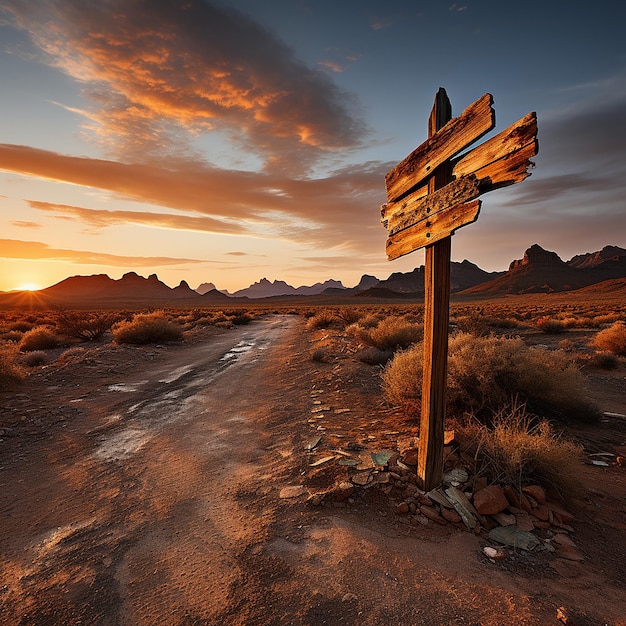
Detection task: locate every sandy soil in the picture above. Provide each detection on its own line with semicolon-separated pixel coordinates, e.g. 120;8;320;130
1;315;625;625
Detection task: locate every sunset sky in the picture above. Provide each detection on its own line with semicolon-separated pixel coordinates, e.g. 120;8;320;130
1;0;625;293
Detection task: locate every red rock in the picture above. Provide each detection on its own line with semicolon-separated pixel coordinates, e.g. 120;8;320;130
534;504;551;521
396;502;409;515
514;511;534;532
420;505;447;525
503;485;521;508
522;485;546;503
533;520;551;529
519;493;533;514
492;512;516;526
402;448;418;465
473;485;509;515
546;502;574;524
441;507;462;524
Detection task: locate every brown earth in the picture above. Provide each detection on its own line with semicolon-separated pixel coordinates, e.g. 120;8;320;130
1;315;625;625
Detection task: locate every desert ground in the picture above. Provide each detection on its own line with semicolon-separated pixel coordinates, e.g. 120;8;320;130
1;302;625;625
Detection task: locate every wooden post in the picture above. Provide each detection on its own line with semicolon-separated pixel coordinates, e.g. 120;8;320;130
381;88;537;490
417;88;453;491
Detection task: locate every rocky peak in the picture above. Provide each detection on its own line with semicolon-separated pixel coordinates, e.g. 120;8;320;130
509;244;565;270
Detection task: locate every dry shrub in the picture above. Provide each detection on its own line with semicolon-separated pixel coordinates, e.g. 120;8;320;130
355;317;423;351
357;347;394;366
591;352;619;370
19;326;59;352
230;312;252;325
10;321;33;332
306;310;338;330
311;348;328;363
0;343;26;389
536;317;566;334
22;351;47;367
454;313;490;337
383;333;599;422
335;308;363;326
112;312;183;345
467;404;583;499
56;310;119;341
57;347;88;365
592;321;626;356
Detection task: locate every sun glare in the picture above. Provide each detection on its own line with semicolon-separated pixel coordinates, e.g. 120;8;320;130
19;283;42;292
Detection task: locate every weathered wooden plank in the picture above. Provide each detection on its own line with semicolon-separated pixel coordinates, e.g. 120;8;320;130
385;93;495;203
380;182;428;226
452;112;537;188
385;174;481;236
385;199;481;261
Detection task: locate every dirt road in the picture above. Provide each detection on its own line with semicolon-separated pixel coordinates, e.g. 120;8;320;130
1;315;624;625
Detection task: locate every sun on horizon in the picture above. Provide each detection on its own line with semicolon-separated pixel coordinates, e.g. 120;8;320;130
18;283;42;292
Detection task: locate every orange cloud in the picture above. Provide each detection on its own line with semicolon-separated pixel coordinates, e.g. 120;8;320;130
28;201;248;235
0;238;208;267
3;0;366;172
0;143;389;253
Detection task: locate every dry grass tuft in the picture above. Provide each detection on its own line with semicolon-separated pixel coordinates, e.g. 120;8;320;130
112;312;183;345
0;343;27;389
18;326;60;352
536;317;567;334
382;332;599;422
352;316;423;351
306;310;338;330
466;404;584;499
591;321;626;356
56;310;119;341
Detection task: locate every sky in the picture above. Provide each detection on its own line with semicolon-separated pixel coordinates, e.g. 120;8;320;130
0;0;625;293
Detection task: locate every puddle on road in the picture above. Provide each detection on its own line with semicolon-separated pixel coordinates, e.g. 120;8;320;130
159;365;193;384
108;382;145;393
93;428;152;461
220;340;255;362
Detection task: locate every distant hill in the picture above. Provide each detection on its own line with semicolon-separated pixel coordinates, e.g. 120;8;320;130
196;282;218;295
1;244;624;309
361;260;502;297
230;277;345;298
459;244;626;296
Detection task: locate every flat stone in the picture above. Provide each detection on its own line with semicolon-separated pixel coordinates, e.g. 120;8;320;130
332;481;354;502
514;511;535;532
420;505;447;525
396;502;409;515
522;485;546;503
488;526;540;551
503;485;522;509
279;485;307;499
492;512;516;527
474;485;509;515
401;448;418;465
533;504;551;521
443;467;469;487
546;502;575;525
441;507;462;524
483;546;507;560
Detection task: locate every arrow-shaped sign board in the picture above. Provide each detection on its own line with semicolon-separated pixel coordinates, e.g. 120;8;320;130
381;97;538;260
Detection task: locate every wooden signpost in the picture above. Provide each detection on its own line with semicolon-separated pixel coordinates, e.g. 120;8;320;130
381;89;538;491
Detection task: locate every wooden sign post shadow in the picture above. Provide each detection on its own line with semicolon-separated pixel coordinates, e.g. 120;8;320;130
381;88;538;491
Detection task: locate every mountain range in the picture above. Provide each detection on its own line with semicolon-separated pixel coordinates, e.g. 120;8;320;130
1;244;624;309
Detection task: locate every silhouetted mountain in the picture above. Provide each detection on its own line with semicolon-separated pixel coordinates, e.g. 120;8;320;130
196;282;218;295
231;277;345;298
372;260;501;296
460;244;626;295
201;288;234;302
